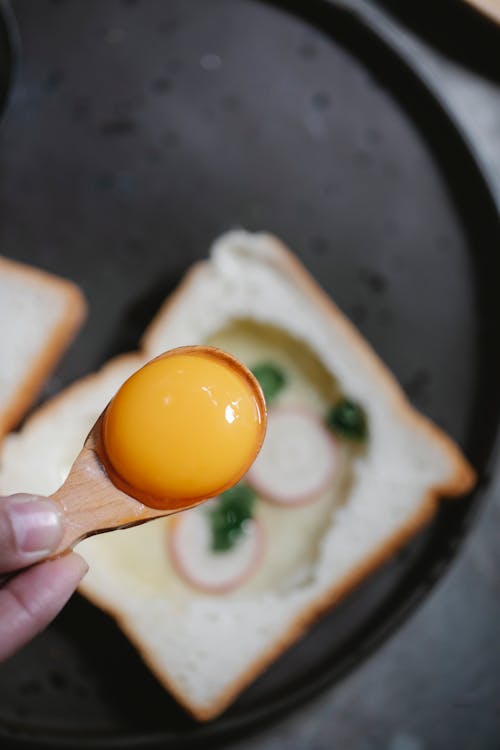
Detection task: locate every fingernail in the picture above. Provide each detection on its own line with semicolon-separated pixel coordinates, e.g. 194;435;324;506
8;494;63;555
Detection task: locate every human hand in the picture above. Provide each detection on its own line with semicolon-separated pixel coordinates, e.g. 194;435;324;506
0;493;88;662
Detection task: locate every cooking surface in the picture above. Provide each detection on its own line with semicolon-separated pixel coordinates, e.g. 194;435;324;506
0;0;499;748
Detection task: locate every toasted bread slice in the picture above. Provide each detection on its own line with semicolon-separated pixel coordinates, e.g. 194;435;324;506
0;232;475;721
0;256;87;438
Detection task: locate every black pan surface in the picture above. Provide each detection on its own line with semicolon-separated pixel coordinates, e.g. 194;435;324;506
0;1;499;748
0;0;15;116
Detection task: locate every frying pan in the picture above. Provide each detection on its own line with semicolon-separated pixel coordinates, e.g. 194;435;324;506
0;0;499;748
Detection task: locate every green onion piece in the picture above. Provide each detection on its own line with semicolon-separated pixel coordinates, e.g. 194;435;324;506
325;397;368;442
207;484;257;552
251;362;286;405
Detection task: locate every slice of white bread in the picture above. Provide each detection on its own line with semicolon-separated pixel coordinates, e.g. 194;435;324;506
0;256;87;438
0;232;475;720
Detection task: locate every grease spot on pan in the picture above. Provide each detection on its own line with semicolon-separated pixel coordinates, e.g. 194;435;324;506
200;53;222;71
96;172;114;190
359;268;388;293
220;94;241;113
100;118;136;136
143;146;163;164
44;69;65;92
48;671;67;691
105;28;127;44
350;304;368;324
162;130;180;148
376;307;393;326
166;57;183;74
297;41;318;60
404;369;432;404
72;95;90;120
354;148;372;168
311;91;330;111
18;680;42;696
151;76;171;94
365;127;382;146
309;236;330;256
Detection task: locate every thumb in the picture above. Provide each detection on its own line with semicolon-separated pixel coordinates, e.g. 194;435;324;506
0;494;64;573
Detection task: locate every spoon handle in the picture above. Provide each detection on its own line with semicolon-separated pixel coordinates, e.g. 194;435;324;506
49;439;164;557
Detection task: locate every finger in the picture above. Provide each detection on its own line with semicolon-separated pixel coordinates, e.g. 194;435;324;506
0;552;88;662
0;494;63;573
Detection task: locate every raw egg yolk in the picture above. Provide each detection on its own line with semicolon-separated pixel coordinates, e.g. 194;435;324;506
99;348;266;510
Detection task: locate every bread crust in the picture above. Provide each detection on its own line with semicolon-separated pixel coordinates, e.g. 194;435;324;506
0;257;87;437
81;233;476;721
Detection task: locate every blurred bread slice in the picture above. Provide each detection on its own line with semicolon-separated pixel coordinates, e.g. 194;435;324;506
0;256;87;438
0;232;475;720
461;0;500;25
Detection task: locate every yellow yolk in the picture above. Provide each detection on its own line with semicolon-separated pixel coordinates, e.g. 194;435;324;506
99;348;266;510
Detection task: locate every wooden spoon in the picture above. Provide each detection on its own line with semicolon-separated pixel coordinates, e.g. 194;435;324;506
49;415;170;556
48;346;267;558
